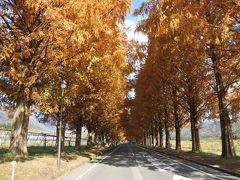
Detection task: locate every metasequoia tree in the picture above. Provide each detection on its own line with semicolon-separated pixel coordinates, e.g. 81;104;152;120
0;0;131;155
131;0;240;158
38;0;131;147
0;0;59;155
201;1;240;158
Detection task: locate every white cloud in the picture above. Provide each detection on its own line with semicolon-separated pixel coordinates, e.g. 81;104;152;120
123;19;148;43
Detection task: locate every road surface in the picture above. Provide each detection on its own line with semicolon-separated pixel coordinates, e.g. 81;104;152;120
58;144;239;180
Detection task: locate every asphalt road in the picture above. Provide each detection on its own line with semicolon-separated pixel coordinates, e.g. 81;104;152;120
58;144;239;180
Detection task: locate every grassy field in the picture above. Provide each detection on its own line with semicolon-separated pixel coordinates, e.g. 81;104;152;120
163;138;240;155
0;145;107;180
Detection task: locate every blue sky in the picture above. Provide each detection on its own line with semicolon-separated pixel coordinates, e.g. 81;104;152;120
125;1;146;99
124;0;147;43
126;0;146;22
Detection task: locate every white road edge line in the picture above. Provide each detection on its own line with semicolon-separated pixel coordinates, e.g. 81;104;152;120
141;152;167;172
73;146;121;180
138;146;221;179
130;146;141;167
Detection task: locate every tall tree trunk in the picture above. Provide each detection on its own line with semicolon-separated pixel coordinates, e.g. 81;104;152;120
149;133;152;146
147;132;150;146
101;134;105;144
143;134;146;145
164;105;171;149
172;88;181;151
158;115;164;148
102;134;106;144
87;126;93;146
188;79;201;152
211;46;236;158
158;124;163;148
94;133;98;144
10;99;30;156
151;121;155;146
145;133;148;146
154;119;159;146
97;134;101;143
190;113;201;152
75;124;82;149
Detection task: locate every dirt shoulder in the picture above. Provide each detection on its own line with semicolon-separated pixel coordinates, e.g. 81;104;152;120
0;145;111;180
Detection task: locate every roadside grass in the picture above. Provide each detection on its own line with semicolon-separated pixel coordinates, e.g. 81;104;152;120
164;138;240;156
0;146;72;162
0;123;12;131
0;145;108;180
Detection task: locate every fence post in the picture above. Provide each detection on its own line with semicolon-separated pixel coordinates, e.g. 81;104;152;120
11;161;16;180
68;138;71;147
44;134;47;147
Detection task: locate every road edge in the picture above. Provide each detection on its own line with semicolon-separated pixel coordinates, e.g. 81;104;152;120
55;144;120;180
138;145;240;178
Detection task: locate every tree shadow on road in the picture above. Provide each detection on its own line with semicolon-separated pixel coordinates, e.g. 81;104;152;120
89;144;237;180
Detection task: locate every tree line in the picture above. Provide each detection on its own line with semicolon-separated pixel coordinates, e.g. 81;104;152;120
125;0;240;158
0;0;132;156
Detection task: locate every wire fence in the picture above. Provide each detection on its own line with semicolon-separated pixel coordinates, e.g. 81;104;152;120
0;130;87;148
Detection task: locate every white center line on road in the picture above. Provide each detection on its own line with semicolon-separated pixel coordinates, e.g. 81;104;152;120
137;146;222;180
127;144;144;180
73;146;121;180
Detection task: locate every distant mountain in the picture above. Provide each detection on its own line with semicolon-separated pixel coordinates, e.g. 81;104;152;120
200;121;221;137
169;128;191;140
171;120;240;139
200;120;240;138
0;110;55;133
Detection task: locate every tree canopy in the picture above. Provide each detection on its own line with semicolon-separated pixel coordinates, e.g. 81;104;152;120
127;0;240;158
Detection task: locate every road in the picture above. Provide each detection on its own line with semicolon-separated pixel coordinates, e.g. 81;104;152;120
58;144;239;180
